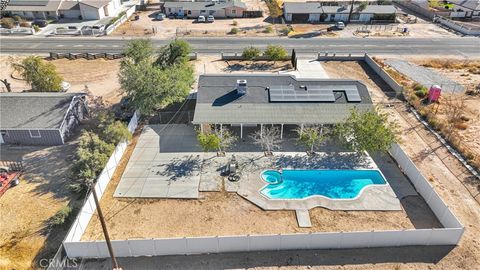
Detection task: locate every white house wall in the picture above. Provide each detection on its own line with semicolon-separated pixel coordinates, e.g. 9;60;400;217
60;9;82;19
106;0;121;17
225;7;244;17
308;13;320;22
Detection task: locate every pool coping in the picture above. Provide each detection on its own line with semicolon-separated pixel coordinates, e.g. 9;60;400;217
258;168;390;202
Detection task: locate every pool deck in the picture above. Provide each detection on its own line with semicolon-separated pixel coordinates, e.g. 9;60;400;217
235;152;403;211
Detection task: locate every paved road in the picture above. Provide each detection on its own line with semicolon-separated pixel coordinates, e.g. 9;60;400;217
0;37;479;56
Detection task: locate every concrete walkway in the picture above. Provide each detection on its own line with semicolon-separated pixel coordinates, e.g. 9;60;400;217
283;59;330;79
296;210;312;228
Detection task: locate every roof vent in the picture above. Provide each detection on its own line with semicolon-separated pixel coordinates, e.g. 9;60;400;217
236;79;247;95
300;85;307;91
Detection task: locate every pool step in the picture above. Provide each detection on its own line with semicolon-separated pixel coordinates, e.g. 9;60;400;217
295;210;312;228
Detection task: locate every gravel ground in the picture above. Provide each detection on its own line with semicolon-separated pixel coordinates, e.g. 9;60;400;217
385;59;464;93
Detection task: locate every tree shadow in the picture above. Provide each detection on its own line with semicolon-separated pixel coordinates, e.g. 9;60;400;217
156;155;202;181
274;152;370;169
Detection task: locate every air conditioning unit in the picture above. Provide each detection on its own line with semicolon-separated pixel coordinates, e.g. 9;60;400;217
236;79;247;95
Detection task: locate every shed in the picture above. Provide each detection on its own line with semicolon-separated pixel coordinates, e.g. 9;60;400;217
0;93;88;145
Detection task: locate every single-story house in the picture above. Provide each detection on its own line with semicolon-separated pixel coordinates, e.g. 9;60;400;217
192;74;373;139
283;2;397;23
163;0;247;18
0;93;88;145
4;0;122;20
447;0;480;18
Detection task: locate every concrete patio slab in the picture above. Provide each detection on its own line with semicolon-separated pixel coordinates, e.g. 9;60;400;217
296;210;312;228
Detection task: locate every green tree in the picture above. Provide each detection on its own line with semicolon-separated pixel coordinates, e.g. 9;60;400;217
95;112;132;145
123;39;155;64
70;131;115;192
12;56;63;92
119;39;194;115
358;2;368;11
264;45;288;62
296;125;329;153
242;46;261;60
333;108;399;153
155;39;191;68
197;131;221;152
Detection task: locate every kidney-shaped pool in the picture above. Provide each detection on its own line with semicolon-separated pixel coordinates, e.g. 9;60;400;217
260;169;387;200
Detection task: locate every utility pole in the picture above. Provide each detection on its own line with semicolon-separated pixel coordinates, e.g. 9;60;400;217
91;184;121;270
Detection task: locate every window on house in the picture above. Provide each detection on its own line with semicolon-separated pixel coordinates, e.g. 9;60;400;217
188;10;192;15
232;9;236;14
29;130;41;138
201;10;206;13
0;130;7;137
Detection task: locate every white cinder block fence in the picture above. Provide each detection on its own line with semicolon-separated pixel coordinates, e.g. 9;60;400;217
62;138;464;258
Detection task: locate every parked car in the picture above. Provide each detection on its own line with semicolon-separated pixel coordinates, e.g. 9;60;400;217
32;19;48;28
168;13;175;19
197;15;206;23
207;15;214;23
335;21;345;30
92;24;105;32
155;13;165;21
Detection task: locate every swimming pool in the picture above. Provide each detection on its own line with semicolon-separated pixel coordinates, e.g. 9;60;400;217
260;169;387;200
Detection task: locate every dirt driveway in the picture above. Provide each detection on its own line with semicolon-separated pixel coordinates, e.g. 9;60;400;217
0;140;80;269
112;0;272;38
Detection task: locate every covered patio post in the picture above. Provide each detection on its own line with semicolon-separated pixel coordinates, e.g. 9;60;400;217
220;124;223;137
260;124;263;138
280;124;284;139
240;124;243;139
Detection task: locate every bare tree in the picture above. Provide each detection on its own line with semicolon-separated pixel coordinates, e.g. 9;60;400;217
250;126;282;155
216;126;237;153
0;78;12;92
442;94;468;138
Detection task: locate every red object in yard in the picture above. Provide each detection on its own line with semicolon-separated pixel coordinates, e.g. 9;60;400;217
428;85;442;102
0;168;20;198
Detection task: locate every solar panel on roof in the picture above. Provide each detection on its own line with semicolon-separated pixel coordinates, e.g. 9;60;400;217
268;84;362;103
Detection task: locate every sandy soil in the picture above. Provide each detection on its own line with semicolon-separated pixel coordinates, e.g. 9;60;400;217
323;60;480;270
81;133;428;241
0;56;123;105
0;141;79;269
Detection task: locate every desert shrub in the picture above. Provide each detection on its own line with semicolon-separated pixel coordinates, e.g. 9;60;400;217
19;21;30;27
280;25;293;36
12;15;23;22
242;46;261;60
1;18;15;29
454;122;469;130
50;206;72;226
264;45;288;61
32;25;40;32
264;26;273;33
427;117;440;130
468;67;480;74
460;115;470;121
232;20;238;26
229;27;239;34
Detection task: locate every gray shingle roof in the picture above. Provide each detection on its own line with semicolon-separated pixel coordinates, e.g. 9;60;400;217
0;92;83;129
5;0;63;11
164;0;247;11
283;3;396;14
193;75;373;125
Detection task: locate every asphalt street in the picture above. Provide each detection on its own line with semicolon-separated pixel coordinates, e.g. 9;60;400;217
0;37;479;56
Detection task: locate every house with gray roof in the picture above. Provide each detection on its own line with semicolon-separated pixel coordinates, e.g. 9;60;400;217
192;74;373;139
4;0;122;20
163;0;247;18
447;0;480;18
0;93;88;145
283;2;397;23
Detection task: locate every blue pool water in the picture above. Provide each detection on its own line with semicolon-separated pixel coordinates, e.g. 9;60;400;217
260;169;387;200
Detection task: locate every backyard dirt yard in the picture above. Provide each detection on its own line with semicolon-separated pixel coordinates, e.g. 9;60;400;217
323;60;480;270
0;141;80;269
81;131;436;241
0;55;123;105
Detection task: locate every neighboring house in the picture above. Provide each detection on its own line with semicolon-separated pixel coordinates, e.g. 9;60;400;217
283;2;397;23
0;93;88;146
163;0;247;18
192;74;373;139
447;0;480;18
4;0;122;20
